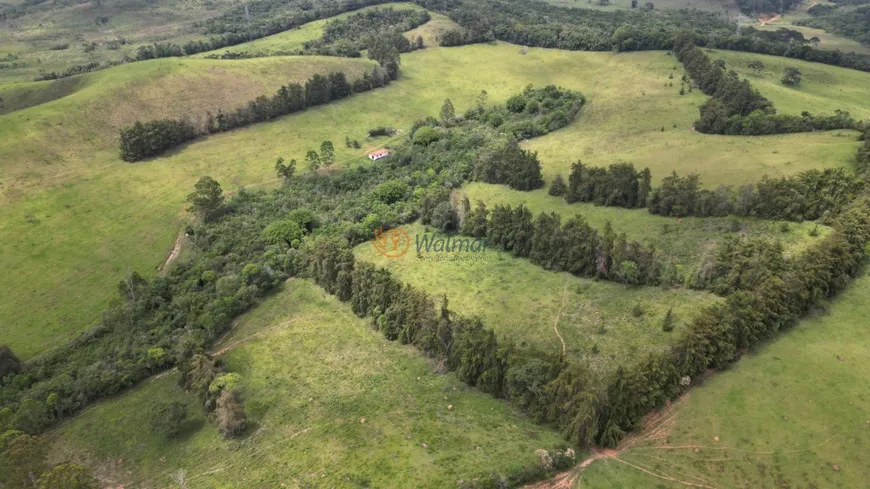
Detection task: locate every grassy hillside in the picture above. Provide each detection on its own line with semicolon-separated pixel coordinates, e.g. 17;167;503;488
0;0;233;84
578;271;870;489
1;44;861;360
355;223;720;375
48;280;568;489
193;2;437;57
712;49;870;119
519;47;866;189
0;55;378;186
464;182;830;268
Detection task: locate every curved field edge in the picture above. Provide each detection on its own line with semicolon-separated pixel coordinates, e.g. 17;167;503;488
353;222;723;377
577;270;870;489
47;279;570;489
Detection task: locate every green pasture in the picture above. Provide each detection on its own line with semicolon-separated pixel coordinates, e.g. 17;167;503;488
0;44;861;360
48;279;568;489
578;270;870;489
355;223;720;375
712;49;870;120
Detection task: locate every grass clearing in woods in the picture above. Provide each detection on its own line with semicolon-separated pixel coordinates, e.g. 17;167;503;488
355;223;721;377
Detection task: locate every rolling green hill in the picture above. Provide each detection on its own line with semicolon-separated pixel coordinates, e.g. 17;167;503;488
2;42;865;359
47;280;569;489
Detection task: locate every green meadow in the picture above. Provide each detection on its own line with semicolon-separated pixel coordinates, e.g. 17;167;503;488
47;279;568;489
520;46;868;189
355;223;720;375
1;42;863;359
0;0;233;84
578;271;870;489
712;49;870;119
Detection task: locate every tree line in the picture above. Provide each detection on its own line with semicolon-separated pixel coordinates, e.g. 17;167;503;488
796;1;870;46
549;159;865;222
301;7;429;57
119;68;388;162
417;0;870;73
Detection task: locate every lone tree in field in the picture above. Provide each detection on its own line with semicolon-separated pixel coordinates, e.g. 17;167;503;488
186;176;224;220
320;140;335;166
781;67;802;87
440;98;455;124
151;400;188;438
0;344;21;378
215;389;246;438
748;60;765;71
548;174;567;196
275;157;296;184
305;150;321;172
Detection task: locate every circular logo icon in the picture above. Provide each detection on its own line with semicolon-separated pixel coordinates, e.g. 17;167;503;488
372;227;410;259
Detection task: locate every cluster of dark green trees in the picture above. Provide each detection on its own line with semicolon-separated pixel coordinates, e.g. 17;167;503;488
34;61;110;81
119;68;388;161
797;0;870;46
674;38;859;135
858;128;870;173
301;8;429;57
472;139;544;190
562;161;652;209
551;160;865;222
472;202;662;285
119;118;198;162
418;0;870;72
734;0;801;15
649;168;865;221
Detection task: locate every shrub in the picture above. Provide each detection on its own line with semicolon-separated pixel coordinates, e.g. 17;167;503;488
368;126;396;137
781;67;802;86
150;401;188;438
412;126;441;146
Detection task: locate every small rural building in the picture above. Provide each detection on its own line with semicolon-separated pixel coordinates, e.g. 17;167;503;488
368;149;391;161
